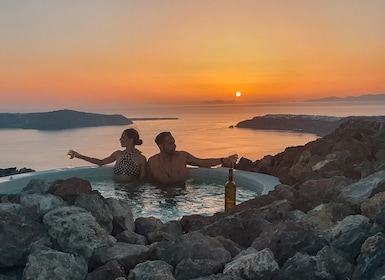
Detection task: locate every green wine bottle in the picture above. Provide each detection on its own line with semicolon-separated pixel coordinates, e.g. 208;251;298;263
225;168;236;211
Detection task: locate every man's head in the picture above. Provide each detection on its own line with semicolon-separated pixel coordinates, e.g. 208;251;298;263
155;131;176;155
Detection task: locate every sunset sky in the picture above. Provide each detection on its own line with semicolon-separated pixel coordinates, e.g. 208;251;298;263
1;0;384;112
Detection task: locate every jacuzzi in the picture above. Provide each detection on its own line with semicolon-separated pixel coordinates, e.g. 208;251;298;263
0;166;279;195
0;166;280;222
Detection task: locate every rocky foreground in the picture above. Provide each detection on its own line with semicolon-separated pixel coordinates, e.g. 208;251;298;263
0;117;385;279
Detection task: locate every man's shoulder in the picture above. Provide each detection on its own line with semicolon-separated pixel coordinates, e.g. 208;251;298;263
176;150;190;156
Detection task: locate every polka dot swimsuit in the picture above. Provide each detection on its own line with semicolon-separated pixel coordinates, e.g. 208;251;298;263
113;149;141;176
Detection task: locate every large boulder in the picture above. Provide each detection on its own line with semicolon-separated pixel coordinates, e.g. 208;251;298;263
127;260;174;280
323;215;376;263
300;203;355;235
316;245;354;280
115;230;147;245
105;197;135;235
147;220;183;243
294;176;353;212
42;205;113;259
87;260;126;280
135;216;164;241
223;248;279;280
22;179;52;194
49;177;93;205
353;232;385;280
251;222;328;266
75;193;113;234
199;209;270;247
174;258;223;280
0;202;21;215
271;252;335;280
0;212;49;267
22;245;88;280
361;191;385;226
338;170;385;207
89;242;151;273
160;232;232;267
19;193;66;221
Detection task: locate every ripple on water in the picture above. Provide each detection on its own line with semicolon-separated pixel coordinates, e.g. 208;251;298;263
90;178;258;223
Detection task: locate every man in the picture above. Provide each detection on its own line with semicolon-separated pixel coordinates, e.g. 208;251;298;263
147;131;238;185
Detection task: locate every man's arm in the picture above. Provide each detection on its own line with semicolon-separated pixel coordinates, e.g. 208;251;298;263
185;152;236;168
145;155;157;182
138;154;147;182
146;157;153;176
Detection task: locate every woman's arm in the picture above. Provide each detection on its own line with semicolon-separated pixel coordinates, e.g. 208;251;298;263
71;150;117;166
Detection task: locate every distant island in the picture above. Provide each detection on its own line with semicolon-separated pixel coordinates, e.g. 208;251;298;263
0;109;177;130
305;93;385;102
200;99;237;105
235;114;385;137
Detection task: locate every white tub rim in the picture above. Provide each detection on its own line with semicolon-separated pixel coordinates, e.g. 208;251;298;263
0;166;279;195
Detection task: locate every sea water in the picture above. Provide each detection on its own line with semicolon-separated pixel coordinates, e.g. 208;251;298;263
0;101;384;171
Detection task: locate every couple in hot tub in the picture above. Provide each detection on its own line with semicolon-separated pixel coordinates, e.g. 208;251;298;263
68;128;238;186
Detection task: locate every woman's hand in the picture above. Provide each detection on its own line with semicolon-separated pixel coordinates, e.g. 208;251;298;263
67;150;79;159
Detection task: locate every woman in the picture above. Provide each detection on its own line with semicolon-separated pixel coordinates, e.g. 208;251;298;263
68;128;146;183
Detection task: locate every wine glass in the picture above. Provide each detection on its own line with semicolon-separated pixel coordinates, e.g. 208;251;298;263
67;149;75;167
67;149;75;159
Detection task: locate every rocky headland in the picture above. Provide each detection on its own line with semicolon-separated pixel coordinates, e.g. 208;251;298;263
0;109;133;130
304;93;385;102
0;109;177;130
235;114;385;137
0;117;385;279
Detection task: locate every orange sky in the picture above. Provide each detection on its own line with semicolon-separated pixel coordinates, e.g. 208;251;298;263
1;1;385;111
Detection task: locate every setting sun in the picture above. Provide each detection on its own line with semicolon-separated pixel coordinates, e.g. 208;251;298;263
236;92;242;97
